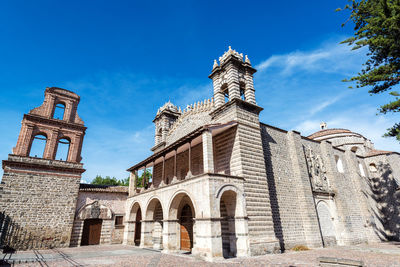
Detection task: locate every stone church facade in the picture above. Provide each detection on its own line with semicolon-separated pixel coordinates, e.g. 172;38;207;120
0;47;399;261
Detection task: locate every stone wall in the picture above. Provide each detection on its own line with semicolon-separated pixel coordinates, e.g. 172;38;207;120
0;155;83;249
211;100;279;255
70;189;128;246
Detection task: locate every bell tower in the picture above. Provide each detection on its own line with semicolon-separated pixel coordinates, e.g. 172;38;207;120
0;87;86;250
209;46;257;108
152;101;181;152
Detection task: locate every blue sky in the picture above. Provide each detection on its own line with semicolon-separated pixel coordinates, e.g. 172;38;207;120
0;1;398;182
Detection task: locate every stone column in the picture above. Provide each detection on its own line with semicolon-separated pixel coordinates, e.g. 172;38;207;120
128;171;137;196
15;124;34;156
234;216;250;257
187;141;192;177
212;73;224;108
202;130;214;173
63;100;73;122
162;219;179;253
141;220;152;248
44;129;59;160
68;133;82;162
46;95;56;118
226;63;240;100
244;69;256;104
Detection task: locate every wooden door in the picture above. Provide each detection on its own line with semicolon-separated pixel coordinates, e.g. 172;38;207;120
81;219;102;246
180;205;193;251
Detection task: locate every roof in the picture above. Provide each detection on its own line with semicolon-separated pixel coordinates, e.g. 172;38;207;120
307;128;354;139
365;149;393;157
79;183;128;193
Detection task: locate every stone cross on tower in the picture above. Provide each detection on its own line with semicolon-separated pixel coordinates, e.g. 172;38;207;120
209;46;257;108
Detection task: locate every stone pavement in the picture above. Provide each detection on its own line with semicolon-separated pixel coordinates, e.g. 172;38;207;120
0;242;399;267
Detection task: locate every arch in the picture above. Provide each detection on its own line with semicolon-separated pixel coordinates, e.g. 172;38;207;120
76;201;113;220
29;133;47;158
129;202;142;246
369;163;378;172
53;102;66;120
316;201;337;247
168;191;196;252
55;137;71;161
220;190;238;258
335;155;344;173
144;197;164;249
351;146;358;153
167;190;197;220
216;184;246;217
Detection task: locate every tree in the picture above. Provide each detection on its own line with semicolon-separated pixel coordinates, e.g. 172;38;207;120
136;170;152;188
339;0;400;140
91;175;129;186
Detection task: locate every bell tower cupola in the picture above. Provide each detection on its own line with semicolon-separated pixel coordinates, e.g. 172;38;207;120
152;101;181;152
209;46;257;108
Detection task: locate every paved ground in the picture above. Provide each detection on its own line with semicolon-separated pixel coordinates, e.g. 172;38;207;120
0;242;399;267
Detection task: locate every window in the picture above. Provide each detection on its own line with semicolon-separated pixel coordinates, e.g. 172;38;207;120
351;146;358;153
115;215;124;226
359;162;366;177
335;155;344;173
369;163;377;172
55;138;70;161
29;134;47;158
53;103;65;120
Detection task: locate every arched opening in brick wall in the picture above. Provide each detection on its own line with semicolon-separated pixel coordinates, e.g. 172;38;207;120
29;134;47;158
55;137;70;161
53;103;65;120
145;198;163;250
220;190;237;258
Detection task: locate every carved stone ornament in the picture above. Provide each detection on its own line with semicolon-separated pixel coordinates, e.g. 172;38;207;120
305;147;330;192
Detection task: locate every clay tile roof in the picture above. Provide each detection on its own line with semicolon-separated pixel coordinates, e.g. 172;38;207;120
365;149;393;157
307;128;353;139
79;183;128;194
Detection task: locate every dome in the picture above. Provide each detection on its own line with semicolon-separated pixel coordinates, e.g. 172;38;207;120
307;128;355;140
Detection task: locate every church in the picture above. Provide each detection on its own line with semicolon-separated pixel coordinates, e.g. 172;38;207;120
1;47;399;261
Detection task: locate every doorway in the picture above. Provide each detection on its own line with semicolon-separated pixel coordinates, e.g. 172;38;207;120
179;204;193;251
81;219;102;246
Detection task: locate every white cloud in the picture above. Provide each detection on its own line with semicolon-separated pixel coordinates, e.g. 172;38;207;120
308;93;348;116
255;39;366;76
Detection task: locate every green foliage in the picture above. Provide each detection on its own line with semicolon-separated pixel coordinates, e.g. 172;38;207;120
136;169;152;188
91;175;129;186
339;0;400;140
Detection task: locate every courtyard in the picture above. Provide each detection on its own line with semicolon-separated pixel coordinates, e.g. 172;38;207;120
0;242;399;267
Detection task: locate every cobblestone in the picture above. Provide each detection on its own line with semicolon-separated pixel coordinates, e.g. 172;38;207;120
1;242;399;267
